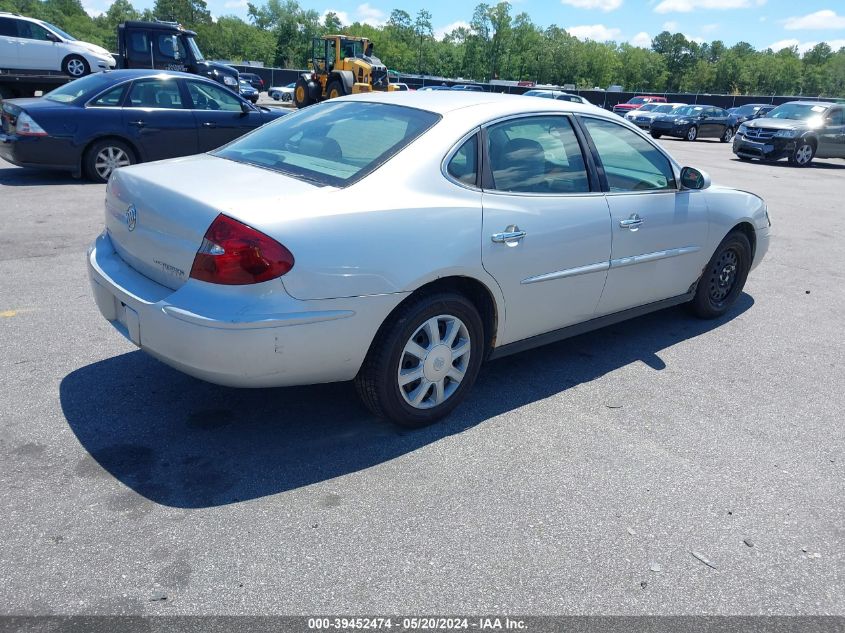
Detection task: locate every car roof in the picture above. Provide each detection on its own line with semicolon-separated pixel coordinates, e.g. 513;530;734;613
781;100;836;106
89;69;212;81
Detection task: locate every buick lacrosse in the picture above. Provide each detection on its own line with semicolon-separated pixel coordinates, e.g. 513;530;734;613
88;92;770;427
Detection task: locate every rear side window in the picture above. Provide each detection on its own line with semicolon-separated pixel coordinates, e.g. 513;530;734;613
0;17;16;37
127;79;183;109
90;85;127;107
486;116;590;194
580;117;676;192
215;101;440;187
446;134;478;186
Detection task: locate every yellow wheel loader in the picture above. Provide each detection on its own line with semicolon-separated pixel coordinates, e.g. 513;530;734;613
293;35;397;108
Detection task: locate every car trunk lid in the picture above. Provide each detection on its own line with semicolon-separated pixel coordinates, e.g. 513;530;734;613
105;153;325;290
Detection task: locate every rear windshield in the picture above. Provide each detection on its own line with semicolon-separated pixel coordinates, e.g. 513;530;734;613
214;101;441;187
44;73;114;103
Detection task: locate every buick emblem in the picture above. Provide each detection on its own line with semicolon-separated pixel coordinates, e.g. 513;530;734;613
126;204;137;232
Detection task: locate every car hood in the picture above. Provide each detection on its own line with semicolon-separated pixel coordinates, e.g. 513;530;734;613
744;117;808;130
71;41;113;58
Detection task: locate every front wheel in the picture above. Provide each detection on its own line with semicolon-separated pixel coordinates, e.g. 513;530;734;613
788;141;815;167
689;231;752;319
650;132;662;139
62;55;89;78
83;139;135;183
720;127;734;143
293;78;313;109
685;126;698;142
326;79;345;100
355;293;485;428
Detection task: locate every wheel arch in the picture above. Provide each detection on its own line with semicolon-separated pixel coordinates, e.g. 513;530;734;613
331;70;354;94
81;134;142;171
729;221;757;261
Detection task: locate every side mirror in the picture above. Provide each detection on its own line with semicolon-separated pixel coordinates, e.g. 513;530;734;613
680;166;711;190
240;101;252;115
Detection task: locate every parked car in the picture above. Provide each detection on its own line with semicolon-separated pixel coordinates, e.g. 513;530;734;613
450;84;484;92
625;102;686;130
731;103;770;124
239;78;259;103
650;105;737;142
238;72;264;92
612;95;667;115
755;104;775;118
0;69;287;182
732;101;845;167
522;89;591;104
0;11;115;77
392;82;410;91
418;85;451;91
87;92;769;427
269;81;295;101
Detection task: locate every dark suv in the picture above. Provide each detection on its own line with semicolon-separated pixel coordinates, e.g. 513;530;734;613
238;72;264;92
732;101;845;167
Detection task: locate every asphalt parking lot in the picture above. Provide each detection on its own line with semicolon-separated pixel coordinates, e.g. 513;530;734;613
0;133;843;616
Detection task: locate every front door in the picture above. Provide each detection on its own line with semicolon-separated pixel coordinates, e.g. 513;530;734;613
480;114;612;346
121;78;198;161
0;17;20;69
577;115;710;316
185;80;263;152
16;20;60;71
818;107;845;158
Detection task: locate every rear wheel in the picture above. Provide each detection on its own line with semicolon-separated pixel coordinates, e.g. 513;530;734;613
326;79;345;100
685;126;698;142
720;127;734;143
788;141;815;167
62;55;89;78
650;132;662;139
355;292;484;428
689;231;752;319
84;139;135;183
293;78;313;109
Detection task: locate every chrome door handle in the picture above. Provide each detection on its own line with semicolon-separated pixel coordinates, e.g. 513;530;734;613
619;214;644;229
202;122;217;128
129;120;146;127
492;225;526;244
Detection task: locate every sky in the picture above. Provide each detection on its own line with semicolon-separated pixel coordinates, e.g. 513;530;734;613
87;0;845;54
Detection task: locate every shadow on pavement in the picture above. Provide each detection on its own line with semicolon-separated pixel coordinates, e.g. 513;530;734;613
60;294;753;508
728;157;845;170
0;166;94;186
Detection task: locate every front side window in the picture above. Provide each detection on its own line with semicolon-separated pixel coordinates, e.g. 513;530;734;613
827;108;844;125
486;116;590;194
156;33;186;61
17;20;52;41
127;79;183;109
187;81;241;111
214;101;440;187
446;133;478;186
580;117;676;193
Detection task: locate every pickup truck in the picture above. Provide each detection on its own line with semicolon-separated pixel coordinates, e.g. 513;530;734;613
0;18;238;99
612;95;667;116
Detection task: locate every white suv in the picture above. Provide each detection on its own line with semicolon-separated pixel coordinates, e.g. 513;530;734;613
0;12;115;77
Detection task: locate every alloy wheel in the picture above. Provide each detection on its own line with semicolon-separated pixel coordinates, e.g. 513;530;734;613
67;59;85;76
687;126;697;141
795;144;813;166
94;146;131;181
397;314;471;409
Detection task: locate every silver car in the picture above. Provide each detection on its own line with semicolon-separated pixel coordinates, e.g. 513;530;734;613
625;102;687;130
88;92;770;427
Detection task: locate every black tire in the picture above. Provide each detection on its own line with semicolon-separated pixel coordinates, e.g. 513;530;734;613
738;156;752;161
62;55;90;78
281;92;291;102
788;140;815;167
685;125;698;142
293;78;313;109
271;92;280;101
83;138;135;184
720;127;734;143
326;79;345;100
650;132;662;139
355;292;485;428
689;231;752;319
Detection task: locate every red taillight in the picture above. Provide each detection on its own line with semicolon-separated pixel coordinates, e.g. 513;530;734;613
189;214;294;285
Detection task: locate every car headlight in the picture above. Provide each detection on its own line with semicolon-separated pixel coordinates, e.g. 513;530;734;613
774;129;798;138
223;75;237;87
675;119;689;125
737;124;748;135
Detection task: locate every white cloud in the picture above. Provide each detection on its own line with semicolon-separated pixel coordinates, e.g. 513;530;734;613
767;38;845;53
629;31;652;47
784;10;845;31
435;20;471;40
662;20;679;31
223;0;247;7
83;5;103;17
355;2;386;26
560;0;623;12
654;0;766;14
565;24;622;41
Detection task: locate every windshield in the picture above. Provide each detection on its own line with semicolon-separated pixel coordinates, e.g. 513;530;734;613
628;97;649;104
670;105;705;117
637;103;659;112
214;101;441;187
735;104;762;115
340;39;364;58
653;104;675;113
39;20;76;41
44;73;114;103
767;103;829;120
524;90;555;99
187;37;204;61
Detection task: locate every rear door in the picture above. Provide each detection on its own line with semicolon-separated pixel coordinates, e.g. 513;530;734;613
0;17;20;69
15;20;60;71
185;79;263;152
480;114;612;346
121;77;198;161
578;115;710;315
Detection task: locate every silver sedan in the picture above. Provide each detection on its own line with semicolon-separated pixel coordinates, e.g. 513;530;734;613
88;92;770;427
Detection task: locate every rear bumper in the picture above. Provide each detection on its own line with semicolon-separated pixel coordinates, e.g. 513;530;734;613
0;132;79;172
87;232;403;388
732;135;793;161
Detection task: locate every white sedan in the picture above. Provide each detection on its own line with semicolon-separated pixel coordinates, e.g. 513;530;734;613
88;92;770;427
268;82;296;101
